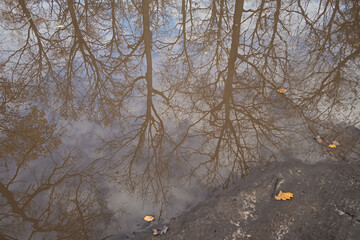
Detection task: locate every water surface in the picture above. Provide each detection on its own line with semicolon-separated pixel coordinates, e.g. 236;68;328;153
0;0;359;239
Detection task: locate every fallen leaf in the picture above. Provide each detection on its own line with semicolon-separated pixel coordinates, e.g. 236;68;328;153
144;215;154;222
277;88;287;93
56;25;64;28
329;151;334;157
156;131;160;135
332;140;340;146
328;144;336;148
153;225;168;236
316;135;323;143
275;190;293;200
160;225;168;234
205;52;208;55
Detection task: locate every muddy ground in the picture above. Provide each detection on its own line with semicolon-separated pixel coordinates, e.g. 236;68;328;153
129;160;360;240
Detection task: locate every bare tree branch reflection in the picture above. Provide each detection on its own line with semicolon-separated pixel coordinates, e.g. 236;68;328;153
0;105;113;239
0;0;359;238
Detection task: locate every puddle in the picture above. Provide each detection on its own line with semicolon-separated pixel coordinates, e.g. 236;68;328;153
0;0;359;239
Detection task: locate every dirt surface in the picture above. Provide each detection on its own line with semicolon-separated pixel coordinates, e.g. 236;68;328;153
129;160;360;240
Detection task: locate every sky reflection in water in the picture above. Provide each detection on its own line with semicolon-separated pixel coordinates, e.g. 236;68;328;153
0;0;359;239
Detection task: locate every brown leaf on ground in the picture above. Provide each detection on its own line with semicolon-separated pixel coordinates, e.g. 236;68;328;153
316;135;323;143
153;225;168;236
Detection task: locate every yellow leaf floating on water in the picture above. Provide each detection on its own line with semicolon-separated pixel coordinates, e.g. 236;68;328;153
328;144;336;148
277;88;287;93
275;190;293;200
144;215;154;222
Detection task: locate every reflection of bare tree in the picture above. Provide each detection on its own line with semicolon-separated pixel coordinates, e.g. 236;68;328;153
161;0;290;186
0;106;60;169
189;0;252;187
100;0;178;203
1;0;135;121
295;0;360;120
162;0;359;186
0;155;113;239
1;0;359;237
0;105;113;239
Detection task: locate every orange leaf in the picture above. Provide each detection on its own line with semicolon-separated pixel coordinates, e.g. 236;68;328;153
156;131;161;135
328;144;336;148
144;215;154;222
332;140;340;146
275;190;293;200
277;88;287;93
